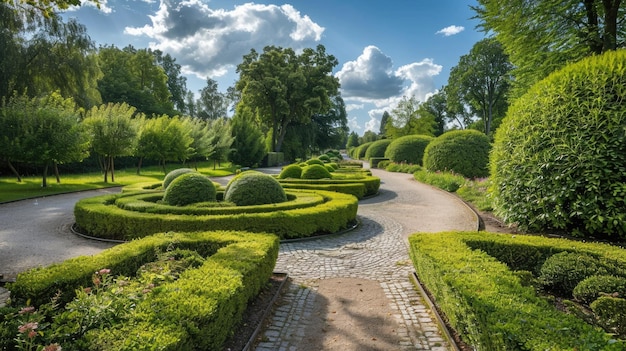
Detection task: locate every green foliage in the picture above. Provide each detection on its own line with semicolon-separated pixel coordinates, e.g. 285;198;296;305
305;158;324;166
301;164;332;179
224;172;286;206
490;50;626;239
364;139;392;161
265;152;284;167
539;252;609;296
163;173;216;206
409;231;626;350
591;297;626;338
278;175;379;198
278;164;302;179
162;168;196;189
574;275;626;305
456;178;493;212
74;189;358;240
413;169;465;192
368;157;389;169
229;107;267;167
355;141;373;159
135;115;194;174
384;96;435;138
324;164;335;173
384;134;433;165
318;154;331;162
423;129;491;179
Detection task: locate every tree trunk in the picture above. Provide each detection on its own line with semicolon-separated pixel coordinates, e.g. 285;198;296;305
54;163;61;183
7;160;21;182
136;157;143;175
103;155;109;183
161;160;167;174
602;0;621;51
110;156;116;183
42;162;49;188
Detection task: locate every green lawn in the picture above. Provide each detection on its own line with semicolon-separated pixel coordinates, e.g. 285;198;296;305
0;162;236;203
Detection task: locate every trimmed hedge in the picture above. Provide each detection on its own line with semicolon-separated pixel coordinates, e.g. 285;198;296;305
278;175;380;197
364;139;392;161
356;142;373;159
409;231;626;350
490;50;626;239
278;164;302;179
163;172;216;206
423;130;491;178
301;164;332;179
384;134;433;165
162;168;195;189
369;157;389;169
74;190;358;241
224;172;286;206
280;182;366;199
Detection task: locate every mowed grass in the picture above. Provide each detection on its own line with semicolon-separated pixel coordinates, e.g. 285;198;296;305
0;162;236;203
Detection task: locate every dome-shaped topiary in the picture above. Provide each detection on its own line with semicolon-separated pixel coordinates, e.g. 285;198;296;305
364;139;393;160
384;135;433;165
324;164;335;173
278;164;302;179
573;275;626;304
163;172;216;206
305;158;324;166
301;164;332;179
224;172;287;206
318;154;331;162
356;142;373;159
163;168;195;189
423;130;491;178
490;50;626;239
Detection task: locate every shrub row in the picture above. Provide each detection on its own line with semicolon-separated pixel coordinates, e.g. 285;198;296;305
409;231;626;350
74;190;358;241
277;176;380;197
280;182;366;199
413;169;466;192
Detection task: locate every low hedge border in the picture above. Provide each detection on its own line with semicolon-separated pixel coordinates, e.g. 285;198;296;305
277;176;380;197
114;192;325;215
74;190;358;241
409;231;626;350
280;182;366;199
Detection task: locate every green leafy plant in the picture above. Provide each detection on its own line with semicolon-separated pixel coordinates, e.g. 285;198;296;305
490;50;626;239
591;296;626;338
423;130;491;179
384;134;433;165
163;172;216;206
305;158;324;166
413;169;465;192
573;275;626;304
539;252;610;296
364;139;392;161
278;164;302;179
301;164;332;179
224;172;287;206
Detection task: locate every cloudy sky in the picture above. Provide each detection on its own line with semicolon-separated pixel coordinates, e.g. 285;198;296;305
63;0;485;135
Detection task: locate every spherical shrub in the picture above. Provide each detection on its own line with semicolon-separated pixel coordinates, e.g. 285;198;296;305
278;164;302;179
305;158;324;166
490;50;626;239
324;164;335;173
573;275;626;304
364;139;392;160
318;154;331;162
590;296;626;336
301;164;332;179
162;168;195;189
423;130;490;179
385;135;434;165
224;172;287;206
163;172;216;206
539;252;608;296
356;142;373;159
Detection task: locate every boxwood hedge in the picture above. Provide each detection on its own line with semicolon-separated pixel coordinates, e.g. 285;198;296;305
409;231;626;350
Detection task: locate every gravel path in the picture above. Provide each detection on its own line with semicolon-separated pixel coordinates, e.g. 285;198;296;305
0;168;478;350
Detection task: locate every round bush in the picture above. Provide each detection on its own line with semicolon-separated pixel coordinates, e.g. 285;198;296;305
490;50;626;238
305;158;324;166
573;275;626;304
539;252;607;296
423;130;490;178
356;142;373;159
278;164;302;179
384;135;434;165
324;164;335;173
224;172;287;206
301;164;332;179
318;154;331;162
163;168;196;189
163;173;216;206
364;139;392;160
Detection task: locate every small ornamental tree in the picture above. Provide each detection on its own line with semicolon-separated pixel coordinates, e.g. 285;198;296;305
423;130;491;178
384;134;434;165
490;50;626;239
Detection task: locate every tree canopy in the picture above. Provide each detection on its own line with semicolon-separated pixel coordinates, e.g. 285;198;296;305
235;45;340;153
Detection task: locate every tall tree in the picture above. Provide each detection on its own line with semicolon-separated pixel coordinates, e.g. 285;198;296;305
473;0;625;95
379;111;391;137
135;115;193;174
312;94;349;151
346;131;360;149
420;92;446;136
447;38;512;136
2;0;98;17
206;118;234;169
83;102;139;183
236;45;340;152
97;45;174;116
154;50;188;114
196;78;227;120
359;130;378;144
229;106;267;167
385;96;435;138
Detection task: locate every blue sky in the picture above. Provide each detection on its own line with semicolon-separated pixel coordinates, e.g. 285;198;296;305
62;0;486;135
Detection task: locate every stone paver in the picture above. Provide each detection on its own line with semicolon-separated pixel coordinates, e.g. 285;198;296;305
255;213;453;350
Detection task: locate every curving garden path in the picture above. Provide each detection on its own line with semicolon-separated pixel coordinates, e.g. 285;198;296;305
0;167;478;350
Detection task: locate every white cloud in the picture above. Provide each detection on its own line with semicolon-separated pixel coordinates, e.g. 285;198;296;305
396;58;442;102
67;0;113;13
348;116;361;131
335;46;404;100
345;103;364;112
124;1;324;79
436;25;465;36
364;115;380;133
